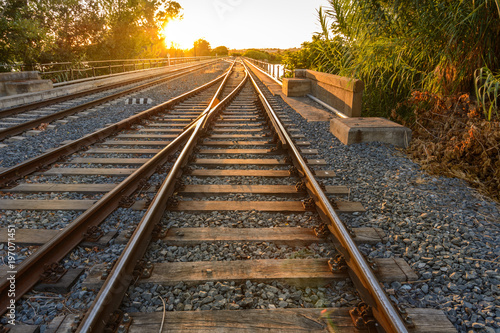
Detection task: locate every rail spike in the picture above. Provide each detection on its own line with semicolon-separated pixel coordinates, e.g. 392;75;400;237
328;254;347;272
313;223;330;238
349;302;378;330
40;262;67;284
288;166;299;176
301;197;315;210
83;225;104;242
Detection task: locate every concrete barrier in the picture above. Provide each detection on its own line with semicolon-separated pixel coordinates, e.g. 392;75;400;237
286;69;364;117
0;71;53;97
0;60;215;109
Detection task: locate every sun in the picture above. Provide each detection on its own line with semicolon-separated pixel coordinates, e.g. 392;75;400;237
161;19;198;50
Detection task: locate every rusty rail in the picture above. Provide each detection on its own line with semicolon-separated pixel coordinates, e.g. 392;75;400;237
0;61;221;141
244;60;408;333
0;69;232;315
76;61;247;332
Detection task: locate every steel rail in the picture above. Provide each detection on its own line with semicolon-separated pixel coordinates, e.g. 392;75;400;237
182;60;237;131
76;64;249;333
0;60;217;119
0;61;221;141
0;61;217;139
0;70;232;316
244;62;408;333
0;70;229;188
244;58;283;86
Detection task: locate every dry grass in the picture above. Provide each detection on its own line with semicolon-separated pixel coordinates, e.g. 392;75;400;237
392;92;500;202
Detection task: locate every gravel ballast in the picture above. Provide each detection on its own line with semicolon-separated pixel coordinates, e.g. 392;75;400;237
1;66;498;332
267;85;500;333
0;63;229;168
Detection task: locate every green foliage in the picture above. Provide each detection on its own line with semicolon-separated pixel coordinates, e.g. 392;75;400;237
475;67;500;121
243;49;282;64
282;0;500;118
191;38;211;56
211;46;229;56
0;0;182;65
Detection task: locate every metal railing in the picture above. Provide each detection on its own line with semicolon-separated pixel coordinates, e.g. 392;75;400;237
244;57;292;82
0;56;216;83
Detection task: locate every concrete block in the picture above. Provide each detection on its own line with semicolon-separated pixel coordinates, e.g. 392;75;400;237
56;120;68;124
0;71;40;82
294;69;363;117
330;117;412;148
5;80;53;96
282;78;311;97
294;69;308;78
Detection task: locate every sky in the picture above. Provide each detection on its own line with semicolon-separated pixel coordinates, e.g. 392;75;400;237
162;0;331;50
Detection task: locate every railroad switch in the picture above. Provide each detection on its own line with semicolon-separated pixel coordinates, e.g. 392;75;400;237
188;154;197;163
349;302;378;330
283;156;292;164
41;262;67;284
328;255;347;273
83;226;104;242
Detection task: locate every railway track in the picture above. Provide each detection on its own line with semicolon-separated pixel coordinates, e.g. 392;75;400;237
0;60;222;142
0;61;455;332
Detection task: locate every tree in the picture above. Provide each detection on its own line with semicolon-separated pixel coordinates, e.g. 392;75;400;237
211;46;228;56
0;0;183;66
192;38;211;57
87;0;182;60
282;1;500;117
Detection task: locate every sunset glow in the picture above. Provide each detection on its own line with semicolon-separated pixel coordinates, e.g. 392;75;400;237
161;19;200;50
158;0;329;50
